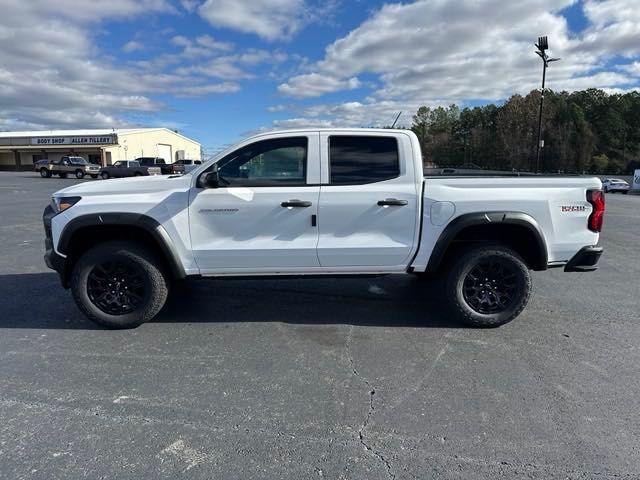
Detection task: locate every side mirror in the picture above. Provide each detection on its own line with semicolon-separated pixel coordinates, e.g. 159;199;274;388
201;169;220;188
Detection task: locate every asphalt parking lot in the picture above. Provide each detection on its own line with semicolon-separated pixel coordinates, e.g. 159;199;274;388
0;172;639;479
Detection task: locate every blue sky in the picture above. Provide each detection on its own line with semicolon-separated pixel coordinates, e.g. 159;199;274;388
95;0;383;149
1;0;639;155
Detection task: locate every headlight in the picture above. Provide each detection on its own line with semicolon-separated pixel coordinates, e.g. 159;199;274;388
50;196;81;213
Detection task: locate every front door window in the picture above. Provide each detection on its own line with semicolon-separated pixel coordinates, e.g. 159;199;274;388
217;137;308;187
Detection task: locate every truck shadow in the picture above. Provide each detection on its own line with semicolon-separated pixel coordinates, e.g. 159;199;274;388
0;273;464;329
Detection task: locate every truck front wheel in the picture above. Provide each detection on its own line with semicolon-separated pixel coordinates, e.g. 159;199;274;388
445;245;531;328
71;241;169;329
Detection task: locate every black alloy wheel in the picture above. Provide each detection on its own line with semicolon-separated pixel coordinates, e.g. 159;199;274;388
86;260;149;316
462;257;519;314
445;245;531;328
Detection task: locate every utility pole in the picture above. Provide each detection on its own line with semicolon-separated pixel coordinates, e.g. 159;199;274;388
534;36;560;173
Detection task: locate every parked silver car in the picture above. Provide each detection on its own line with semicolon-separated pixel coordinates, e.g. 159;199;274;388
602;178;630;194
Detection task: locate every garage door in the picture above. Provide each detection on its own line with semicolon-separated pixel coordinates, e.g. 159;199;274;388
157;144;172;163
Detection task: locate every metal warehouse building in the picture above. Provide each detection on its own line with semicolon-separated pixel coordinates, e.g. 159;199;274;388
0;128;201;170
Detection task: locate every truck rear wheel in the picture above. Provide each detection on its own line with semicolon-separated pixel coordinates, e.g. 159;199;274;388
71;241;169;329
445;245;531;328
40;168;51;178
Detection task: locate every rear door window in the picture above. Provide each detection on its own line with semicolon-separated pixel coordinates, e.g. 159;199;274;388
329;136;399;185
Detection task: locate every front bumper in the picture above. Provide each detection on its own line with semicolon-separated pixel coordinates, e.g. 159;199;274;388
564;245;603;272
43;205;67;283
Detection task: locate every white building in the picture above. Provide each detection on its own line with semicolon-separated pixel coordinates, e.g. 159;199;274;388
0;128;201;170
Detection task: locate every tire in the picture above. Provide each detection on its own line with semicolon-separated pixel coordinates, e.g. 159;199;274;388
603;187;608;193
101;172;110;180
75;170;85;179
90;175;98;179
40;168;51;178
71;241;169;329
445;244;531;328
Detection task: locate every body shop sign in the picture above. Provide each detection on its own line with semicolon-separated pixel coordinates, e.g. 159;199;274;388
31;136;115;145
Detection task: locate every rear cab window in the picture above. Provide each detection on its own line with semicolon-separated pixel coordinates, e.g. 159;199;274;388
329;136;400;185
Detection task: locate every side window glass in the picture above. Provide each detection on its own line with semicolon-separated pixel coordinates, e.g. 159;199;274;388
217;137;307;187
329;136;399;185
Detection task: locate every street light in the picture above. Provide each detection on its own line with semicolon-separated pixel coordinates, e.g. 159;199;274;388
534;36;560;173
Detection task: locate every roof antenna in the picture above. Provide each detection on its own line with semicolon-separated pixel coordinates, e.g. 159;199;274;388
391;111;402;128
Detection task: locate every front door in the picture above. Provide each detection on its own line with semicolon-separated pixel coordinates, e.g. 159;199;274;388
316;133;419;269
189;133;321;273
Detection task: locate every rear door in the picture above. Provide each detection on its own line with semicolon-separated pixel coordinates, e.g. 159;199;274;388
317;132;419;269
189;133;321;272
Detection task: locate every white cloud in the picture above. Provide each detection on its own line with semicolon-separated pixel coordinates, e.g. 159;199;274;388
176;82;241;97
0;0;239;130
278;74;360;98
621;62;640;77
198;0;307;41
272;117;335;129
180;0;200;12
176;48;287;80
274;0;640;128
171;34;234;57
122;40;144;53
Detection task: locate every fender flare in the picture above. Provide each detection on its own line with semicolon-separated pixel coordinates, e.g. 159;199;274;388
424;211;548;273
58;212;187;280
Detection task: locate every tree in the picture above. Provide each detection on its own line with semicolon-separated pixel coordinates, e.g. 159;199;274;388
409;87;639;174
590;153;609;174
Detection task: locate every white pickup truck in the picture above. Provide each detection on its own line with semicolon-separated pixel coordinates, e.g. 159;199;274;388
43;129;605;329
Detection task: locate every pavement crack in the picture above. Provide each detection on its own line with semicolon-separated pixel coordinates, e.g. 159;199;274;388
346;326;395;480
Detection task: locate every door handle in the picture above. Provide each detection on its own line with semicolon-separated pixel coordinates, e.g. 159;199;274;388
281;199;312;208
377;198;408;206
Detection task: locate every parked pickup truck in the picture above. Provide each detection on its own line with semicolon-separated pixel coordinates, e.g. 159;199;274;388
135;157;184;175
43;129;605;329
99;160;159;179
173;158;203;173
39;156;102;179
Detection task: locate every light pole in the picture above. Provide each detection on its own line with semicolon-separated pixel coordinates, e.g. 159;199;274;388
534;36;560;173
